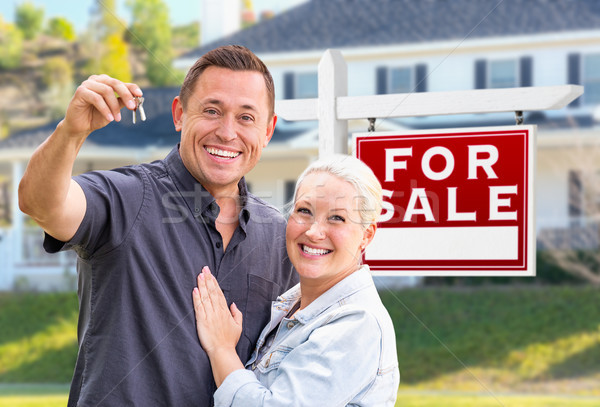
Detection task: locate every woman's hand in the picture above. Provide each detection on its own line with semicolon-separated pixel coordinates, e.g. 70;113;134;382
193;266;245;386
193;266;243;357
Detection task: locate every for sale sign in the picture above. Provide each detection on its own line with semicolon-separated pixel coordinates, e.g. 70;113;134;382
354;126;536;276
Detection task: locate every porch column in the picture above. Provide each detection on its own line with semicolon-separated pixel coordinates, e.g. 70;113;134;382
11;159;24;264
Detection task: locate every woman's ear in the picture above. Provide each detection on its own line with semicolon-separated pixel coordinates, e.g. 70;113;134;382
361;223;377;250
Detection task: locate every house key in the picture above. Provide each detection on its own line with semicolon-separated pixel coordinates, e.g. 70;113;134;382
132;96;146;124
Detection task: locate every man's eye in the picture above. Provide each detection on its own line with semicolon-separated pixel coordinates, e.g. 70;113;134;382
241;115;254;121
205;109;218;115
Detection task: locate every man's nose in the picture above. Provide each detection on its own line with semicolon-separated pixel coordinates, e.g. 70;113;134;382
215;116;237;141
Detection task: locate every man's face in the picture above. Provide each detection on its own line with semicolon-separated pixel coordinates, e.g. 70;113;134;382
172;66;276;197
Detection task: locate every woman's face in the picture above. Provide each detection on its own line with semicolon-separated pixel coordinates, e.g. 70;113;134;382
286;172;376;289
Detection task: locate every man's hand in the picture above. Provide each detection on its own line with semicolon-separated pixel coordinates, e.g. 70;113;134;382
62;74;143;139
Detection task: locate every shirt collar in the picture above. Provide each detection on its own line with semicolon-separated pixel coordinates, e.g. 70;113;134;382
274;265;374;325
164;145;250;226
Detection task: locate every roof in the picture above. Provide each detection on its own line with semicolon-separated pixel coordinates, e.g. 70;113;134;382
0;87;304;150
183;0;600;58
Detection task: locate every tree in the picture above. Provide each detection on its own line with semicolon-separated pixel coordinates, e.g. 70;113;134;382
15;1;45;40
85;0;132;82
127;0;178;86
171;22;200;52
46;17;76;41
0;16;24;70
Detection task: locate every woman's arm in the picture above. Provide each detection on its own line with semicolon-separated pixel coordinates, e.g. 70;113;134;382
193;266;245;387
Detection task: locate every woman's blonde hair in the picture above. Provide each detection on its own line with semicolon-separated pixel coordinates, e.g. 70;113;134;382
290;154;383;227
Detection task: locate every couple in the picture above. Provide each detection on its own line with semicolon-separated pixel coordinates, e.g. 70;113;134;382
19;44;398;406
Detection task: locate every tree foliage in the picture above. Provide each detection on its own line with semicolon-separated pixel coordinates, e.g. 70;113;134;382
0;16;24;70
172;22;200;51
15;1;45;40
86;0;132;82
127;0;178;86
46;17;76;41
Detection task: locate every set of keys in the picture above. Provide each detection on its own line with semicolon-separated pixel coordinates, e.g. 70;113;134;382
132;96;146;124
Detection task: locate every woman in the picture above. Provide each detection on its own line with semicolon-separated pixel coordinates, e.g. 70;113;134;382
193;154;399;406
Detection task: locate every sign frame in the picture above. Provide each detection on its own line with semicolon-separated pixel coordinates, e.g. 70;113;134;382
353;125;536;277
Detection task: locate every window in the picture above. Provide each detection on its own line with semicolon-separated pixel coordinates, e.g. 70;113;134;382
376;64;427;94
283;71;317;99
390;67;412;94
295;72;318;99
583;54;600;105
489;59;517;88
475;57;532;90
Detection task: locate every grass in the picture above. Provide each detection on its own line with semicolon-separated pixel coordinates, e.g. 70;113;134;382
396;392;600;406
0;285;599;405
378;284;600;396
0;292;78;382
0;384;68;407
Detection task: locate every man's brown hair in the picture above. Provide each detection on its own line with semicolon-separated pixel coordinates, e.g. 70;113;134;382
179;45;275;116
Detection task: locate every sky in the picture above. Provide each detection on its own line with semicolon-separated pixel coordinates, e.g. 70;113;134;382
0;0;307;32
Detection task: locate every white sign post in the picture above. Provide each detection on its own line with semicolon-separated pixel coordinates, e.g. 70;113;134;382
275;49;583;276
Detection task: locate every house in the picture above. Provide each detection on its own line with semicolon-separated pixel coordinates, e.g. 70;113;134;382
176;0;600;245
1;0;599;290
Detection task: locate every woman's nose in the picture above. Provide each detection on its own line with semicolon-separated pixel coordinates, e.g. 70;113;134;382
305;220;326;240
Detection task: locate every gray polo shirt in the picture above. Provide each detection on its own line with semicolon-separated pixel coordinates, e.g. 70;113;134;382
45;146;297;407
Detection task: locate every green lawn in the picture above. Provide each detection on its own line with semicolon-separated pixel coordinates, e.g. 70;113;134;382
397;392;600;406
1;386;599;407
0;384;68;407
1;285;599;403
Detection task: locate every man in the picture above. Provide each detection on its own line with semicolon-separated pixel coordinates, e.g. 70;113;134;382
19;45;297;406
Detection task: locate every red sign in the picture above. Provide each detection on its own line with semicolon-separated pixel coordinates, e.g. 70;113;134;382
354;126;536;276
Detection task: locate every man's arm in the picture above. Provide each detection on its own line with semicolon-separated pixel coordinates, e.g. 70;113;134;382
18;75;142;242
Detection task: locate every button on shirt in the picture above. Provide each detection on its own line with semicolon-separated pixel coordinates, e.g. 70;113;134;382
215;265;400;407
44;146;297;407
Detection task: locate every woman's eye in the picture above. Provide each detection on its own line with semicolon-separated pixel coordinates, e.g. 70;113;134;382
297;207;311;215
330;215;345;222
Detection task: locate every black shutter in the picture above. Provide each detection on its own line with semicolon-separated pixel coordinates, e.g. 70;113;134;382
568;53;581;108
568;170;583;217
520;56;533;87
376;66;388;94
415;64;427;93
284;180;296;205
475;59;487;89
284;72;295;99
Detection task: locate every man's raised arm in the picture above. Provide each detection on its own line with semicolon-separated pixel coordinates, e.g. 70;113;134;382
18;75;143;242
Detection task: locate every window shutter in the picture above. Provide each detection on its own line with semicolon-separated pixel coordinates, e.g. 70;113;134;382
520;56;533;87
475;59;487;89
415;64;427;93
284;72;295;99
376;66;388;95
568;170;583;218
568;53;581;108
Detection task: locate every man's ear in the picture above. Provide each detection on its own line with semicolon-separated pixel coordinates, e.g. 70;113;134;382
263;114;277;147
172;96;184;131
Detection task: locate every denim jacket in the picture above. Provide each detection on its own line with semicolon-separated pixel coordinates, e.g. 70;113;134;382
214;265;400;406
